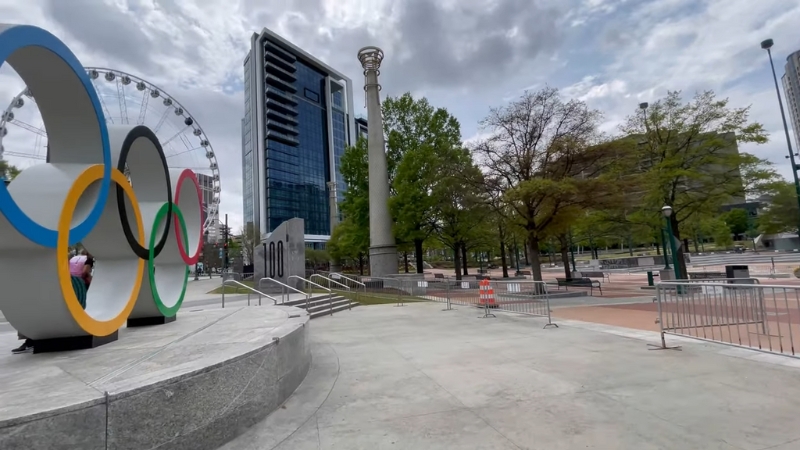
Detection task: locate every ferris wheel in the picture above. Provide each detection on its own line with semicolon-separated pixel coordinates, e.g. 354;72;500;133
0;67;221;232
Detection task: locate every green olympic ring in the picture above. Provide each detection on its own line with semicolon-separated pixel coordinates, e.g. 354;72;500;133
148;202;190;317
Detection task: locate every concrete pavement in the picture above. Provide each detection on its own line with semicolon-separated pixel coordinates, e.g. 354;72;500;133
223;302;800;450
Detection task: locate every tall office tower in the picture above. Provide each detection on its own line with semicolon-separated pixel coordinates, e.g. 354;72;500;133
242;28;357;248
197;173;220;242
782;50;800;151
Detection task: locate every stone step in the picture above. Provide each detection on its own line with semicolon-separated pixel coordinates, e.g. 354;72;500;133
310;301;360;319
283;294;346;309
282;294;359;319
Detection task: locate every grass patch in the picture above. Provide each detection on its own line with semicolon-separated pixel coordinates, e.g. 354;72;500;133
206;280;255;294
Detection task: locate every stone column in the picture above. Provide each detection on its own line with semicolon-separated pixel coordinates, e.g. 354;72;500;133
358;46;397;276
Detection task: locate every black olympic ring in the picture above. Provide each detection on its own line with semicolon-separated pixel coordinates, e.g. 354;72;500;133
115;125;173;260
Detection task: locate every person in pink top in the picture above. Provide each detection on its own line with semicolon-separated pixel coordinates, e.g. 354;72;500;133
12;249;95;354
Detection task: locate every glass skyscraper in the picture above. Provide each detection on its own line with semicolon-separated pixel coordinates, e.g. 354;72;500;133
242;28;356;246
782;50;800;152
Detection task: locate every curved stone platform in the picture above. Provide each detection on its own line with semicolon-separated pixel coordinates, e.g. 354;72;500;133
0;306;311;450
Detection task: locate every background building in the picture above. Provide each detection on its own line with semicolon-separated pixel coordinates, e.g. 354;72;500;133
355;116;368;140
197;173;221;242
242;28;357;248
782;49;800;151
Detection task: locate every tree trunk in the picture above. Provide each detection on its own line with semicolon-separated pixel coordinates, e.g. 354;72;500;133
453;244;462;280
671;215;688;279
523;240;530;266
461;244;469;276
403;251;409;273
628;234;634;256
500;241;509;278
358;253;365;275
693;234;700;253
414;238;424;274
559;235;572;280
526;233;544;281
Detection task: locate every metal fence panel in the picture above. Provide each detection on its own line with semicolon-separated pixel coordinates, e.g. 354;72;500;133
655;281;799;357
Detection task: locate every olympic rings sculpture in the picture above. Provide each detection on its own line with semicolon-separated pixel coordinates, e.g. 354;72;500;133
0;24;203;344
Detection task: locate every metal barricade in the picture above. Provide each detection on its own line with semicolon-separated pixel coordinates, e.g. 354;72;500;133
654;281;799;357
407;277;557;328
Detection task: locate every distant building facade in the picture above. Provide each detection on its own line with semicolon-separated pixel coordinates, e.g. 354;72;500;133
197;173;220;242
782;49;800;151
242;28;357;247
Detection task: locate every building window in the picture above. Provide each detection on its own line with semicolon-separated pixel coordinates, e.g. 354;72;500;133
304;88;319;103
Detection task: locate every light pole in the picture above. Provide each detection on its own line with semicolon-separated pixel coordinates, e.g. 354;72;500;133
642;101;671;269
762;38;800;236
662;205;681;280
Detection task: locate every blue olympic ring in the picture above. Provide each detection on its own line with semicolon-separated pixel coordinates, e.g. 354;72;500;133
0;24;110;247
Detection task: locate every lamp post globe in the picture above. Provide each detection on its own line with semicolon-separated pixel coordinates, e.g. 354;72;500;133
639;102;649;110
761;39;774;50
662;205;673;218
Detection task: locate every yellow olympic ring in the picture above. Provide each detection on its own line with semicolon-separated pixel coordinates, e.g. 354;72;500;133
56;165;145;336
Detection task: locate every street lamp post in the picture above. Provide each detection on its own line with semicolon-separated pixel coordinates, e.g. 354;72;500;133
662;205;681;280
641;100;672;271
762;38;800;236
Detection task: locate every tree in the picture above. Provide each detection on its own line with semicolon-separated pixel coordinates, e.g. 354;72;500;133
621;90;777;277
709;218;733;249
328;137;371;273
723;208;750;237
472;87;623;281
0;160;21;182
431;149;489;280
759;181;799;235
237;223;258;265
384;93;463;274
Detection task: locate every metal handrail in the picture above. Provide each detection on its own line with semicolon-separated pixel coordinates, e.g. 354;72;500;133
310;273;351;291
220;280;277;307
330;272;366;288
258;277;310;304
289;275;334;315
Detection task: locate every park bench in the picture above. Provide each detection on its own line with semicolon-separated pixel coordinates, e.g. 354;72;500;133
555;277;603;296
433;273;445;279
687;271;726;280
580;271;610;282
516;270;532;277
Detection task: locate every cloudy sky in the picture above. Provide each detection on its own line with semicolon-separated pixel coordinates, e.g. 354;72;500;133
1;0;799;231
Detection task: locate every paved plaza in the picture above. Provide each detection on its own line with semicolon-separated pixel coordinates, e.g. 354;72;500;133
223;301;800;450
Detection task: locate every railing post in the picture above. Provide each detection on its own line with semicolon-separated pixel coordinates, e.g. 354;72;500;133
543;282;558;328
221;281;225;309
329;291;334;316
443;279;452;311
648;284;681;351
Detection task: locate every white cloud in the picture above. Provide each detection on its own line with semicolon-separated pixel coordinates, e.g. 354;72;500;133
1;0;800;234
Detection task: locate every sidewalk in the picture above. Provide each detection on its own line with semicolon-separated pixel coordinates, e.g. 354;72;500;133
224;302;800;449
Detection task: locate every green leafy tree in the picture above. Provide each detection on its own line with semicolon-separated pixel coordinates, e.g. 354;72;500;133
620;90;777;277
473;87;624;281
0;160;21;182
723;208;750;237
383;93;463;273
709;218;733;249
759;181;800;235
431;148;488;279
328;137;371;273
237;223;259;265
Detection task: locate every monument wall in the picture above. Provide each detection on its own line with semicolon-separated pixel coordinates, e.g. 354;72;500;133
253;218;306;290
